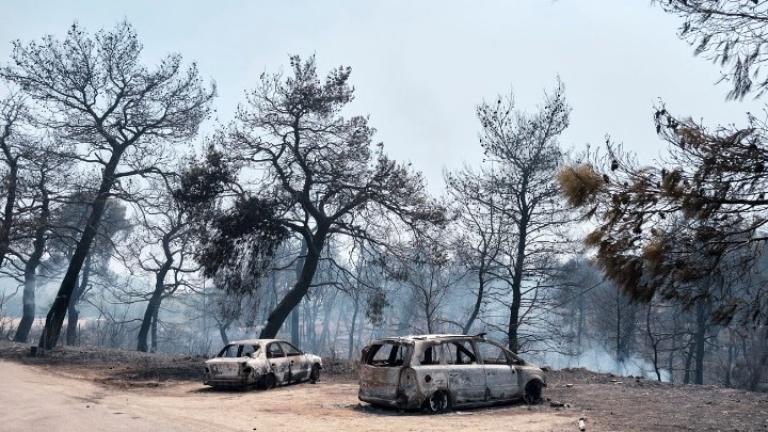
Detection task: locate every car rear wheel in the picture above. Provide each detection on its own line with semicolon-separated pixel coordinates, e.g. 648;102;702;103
309;364;320;384
260;373;276;390
424;390;450;414
524;380;543;405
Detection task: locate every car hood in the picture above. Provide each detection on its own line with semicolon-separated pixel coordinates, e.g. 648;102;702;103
305;353;323;366
519;364;543;372
205;357;247;365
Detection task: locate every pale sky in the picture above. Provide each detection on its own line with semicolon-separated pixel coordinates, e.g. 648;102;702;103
1;0;762;194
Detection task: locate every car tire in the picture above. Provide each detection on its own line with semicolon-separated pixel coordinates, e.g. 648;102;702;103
244;368;259;390
309;364;320;384
260;373;276;390
524;380;543;405
424;390;450;414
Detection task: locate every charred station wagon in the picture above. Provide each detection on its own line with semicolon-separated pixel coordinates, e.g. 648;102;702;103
203;339;322;389
358;334;546;413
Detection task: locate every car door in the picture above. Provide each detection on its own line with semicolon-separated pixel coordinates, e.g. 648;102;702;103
280;342;309;382
441;340;487;404
474;340;518;400
241;344;259;373
266;342;290;383
359;342;411;401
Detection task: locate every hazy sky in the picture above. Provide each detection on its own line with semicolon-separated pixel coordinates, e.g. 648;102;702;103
1;0;762;194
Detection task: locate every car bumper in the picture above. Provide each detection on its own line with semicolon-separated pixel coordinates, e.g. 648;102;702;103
358;390;422;410
203;375;252;387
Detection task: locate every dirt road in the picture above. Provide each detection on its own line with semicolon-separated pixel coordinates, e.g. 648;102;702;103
0;361;576;432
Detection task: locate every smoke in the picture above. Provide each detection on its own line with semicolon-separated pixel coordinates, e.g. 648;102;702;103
531;344;672;382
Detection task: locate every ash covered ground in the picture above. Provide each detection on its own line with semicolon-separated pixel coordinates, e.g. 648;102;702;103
0;341;765;432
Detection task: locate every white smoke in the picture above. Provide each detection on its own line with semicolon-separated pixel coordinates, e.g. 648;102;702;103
530;345;672;382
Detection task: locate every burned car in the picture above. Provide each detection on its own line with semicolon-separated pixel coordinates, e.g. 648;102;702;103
358;334;546;413
203;339;322;389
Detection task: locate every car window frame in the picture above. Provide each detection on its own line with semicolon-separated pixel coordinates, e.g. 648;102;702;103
280;342;303;356
241;344;260;358
267;342;286;358
474;340;513;365
217;344;240;358
440;339;479;365
364;342;411;367
418;344;441;366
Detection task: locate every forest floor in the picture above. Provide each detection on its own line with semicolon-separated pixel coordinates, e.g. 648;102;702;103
0;341;766;431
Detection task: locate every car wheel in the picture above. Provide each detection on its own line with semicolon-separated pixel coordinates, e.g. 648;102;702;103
424;390;450;414
524;380;543;405
260;373;276;390
309;364;320;384
244;369;259;389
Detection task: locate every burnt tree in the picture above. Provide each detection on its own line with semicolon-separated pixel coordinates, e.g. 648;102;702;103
445;166;507;334
0;95;27;269
558;109;768;326
477;82;571;352
130;183;198;353
1;22;214;349
654;0;768;100
185;56;441;339
11;145;67;342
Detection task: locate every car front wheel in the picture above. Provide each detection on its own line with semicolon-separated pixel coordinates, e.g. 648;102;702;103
309;364;320;384
259;373;276;390
524;380;543;405
424;390;450;414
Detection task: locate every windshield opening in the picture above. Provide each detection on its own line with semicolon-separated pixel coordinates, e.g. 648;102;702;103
364;342;410;367
217;344;260;358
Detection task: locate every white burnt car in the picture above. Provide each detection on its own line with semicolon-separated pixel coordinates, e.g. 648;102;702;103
358;334;546;413
203;339;322;389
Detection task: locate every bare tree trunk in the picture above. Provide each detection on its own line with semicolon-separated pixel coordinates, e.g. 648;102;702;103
668;307;680;384
576;288;585;354
463;263;486;334
66;253;92;346
747;328;768;391
646;304;662;381
13;185;49;342
683;336;695;384
219;321;231;346
507;213;528;353
137;285;162;351
397;291;416;335
725;335;735;387
14;271;37;343
290;241;307;347
425;291;434;334
151;304;159;353
260;229;327;339
355;304;365;350
137;263;171;352
304;299;318;352
39;152;123;350
694;302;707;385
317;292;335;354
0;159;18;268
348;297;360;359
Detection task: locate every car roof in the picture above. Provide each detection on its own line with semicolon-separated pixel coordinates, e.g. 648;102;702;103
226;338;286;345
375;334;478;343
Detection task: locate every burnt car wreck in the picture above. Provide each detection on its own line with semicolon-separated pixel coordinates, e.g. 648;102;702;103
203;339;322;389
358;334;546;413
